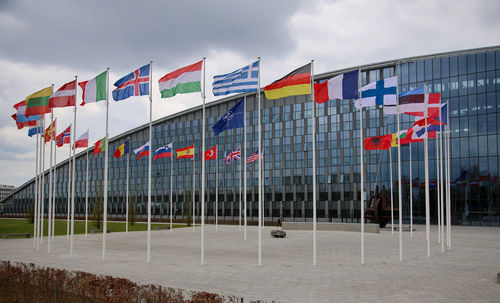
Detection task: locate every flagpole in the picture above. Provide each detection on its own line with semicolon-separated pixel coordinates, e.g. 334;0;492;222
41;117;46;246
126;138;130;233
170;143;173;232
257;57;262;266
446;103;451;249
201;57;206;266
51;123;56;242
311;60;317;266
243;95;247;241
70;76;77;255
436;132;441;244
358;68;365;265
33;122;39;249
37;119;44;250
85;146;89;238
216;139;218;232
66;143;71;240
424;86;430;257
409;142;413;237
48;108;54;253
193;145;196;232
103;67;110;260
389;148;393;235
439;108;444;253
239;148;242;231
147;62;153;263
396;78;403;261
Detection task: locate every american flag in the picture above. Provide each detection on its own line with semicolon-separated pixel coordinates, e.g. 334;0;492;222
247;148;263;164
224;146;241;164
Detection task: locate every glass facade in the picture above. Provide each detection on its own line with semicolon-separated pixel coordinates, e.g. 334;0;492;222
4;46;500;226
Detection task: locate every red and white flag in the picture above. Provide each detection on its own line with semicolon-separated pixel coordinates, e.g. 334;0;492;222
74;130;89;149
49;80;76;108
203;145;217;160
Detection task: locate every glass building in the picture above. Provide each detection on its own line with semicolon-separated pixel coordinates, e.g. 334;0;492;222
4;45;500;226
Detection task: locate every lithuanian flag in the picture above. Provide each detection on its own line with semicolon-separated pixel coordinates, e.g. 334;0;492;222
264;63;311;100
176;145;194;159
25;86;53;117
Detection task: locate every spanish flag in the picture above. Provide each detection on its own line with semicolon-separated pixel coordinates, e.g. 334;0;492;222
113;139;129;159
264;63;311;100
176;145;194;159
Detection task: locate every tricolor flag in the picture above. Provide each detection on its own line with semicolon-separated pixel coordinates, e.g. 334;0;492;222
176;145;194;159
264;63;311;100
56;125;71;147
364;134;392;150
93;136;106;154
12;100;40;129
355;76;397;109
25;86;53;116
203;145;217;160
113;64;150;101
79;70;107;106
212;61;259;96
113;139;130;159
134;141;150;160
212;98;244;136
153;143;172;160
159;61;202;98
49;80;76;108
224;146;241;164
247;148;263;164
43;119;56;143
74;130;89;149
314;70;359;103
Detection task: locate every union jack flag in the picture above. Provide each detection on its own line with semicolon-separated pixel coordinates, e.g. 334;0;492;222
56;125;71;147
247;148;263;164
224;146;241;164
112;63;150;101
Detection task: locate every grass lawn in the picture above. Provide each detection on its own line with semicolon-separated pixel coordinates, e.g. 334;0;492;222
0;218;185;238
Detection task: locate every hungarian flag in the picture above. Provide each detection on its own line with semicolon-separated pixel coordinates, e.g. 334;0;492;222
49;80;76;108
74;130;89;149
43;119;57;143
114;139;130;159
93;136;106;154
25;86;53;116
56;125;71;147
203;145;217;160
264;63;311;100
79;70;107;106
364;134;392;150
159;61;202;98
176;145;194;159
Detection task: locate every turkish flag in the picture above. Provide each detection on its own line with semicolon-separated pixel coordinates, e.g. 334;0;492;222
203;145;217;160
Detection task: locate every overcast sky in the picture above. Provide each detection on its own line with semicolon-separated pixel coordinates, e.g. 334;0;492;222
1;0;499;187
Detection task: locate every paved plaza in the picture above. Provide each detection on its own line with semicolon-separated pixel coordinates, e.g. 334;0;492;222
1;222;499;302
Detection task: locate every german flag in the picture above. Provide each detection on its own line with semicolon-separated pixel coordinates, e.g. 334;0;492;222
264;63;311;100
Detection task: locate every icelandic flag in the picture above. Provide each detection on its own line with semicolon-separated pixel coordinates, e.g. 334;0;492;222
355;76;397;109
212;61;259;96
112;63;150;101
134;141;150;160
153;143;172;160
224;146;241;164
28;125;42;137
212;98;244;136
56;125;71;147
314;70;358;103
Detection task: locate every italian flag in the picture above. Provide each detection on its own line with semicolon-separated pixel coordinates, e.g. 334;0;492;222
158;61;202;98
79;70;107;106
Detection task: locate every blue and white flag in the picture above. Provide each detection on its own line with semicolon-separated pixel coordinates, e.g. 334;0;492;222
212;98;245;136
28;125;42;137
355;76;397;109
212;61;259;96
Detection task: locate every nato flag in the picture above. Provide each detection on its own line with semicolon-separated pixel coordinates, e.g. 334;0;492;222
212;98;244;136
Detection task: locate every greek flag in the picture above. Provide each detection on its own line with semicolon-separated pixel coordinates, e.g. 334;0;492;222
212;61;259;96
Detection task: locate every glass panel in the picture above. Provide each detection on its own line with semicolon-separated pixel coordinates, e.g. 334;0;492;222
458;55;467;75
467;54;476;73
417;60;425;82
450;56;458;76
425;59;432;81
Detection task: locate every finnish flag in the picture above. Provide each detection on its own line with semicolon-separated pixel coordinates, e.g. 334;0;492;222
355;76;398;109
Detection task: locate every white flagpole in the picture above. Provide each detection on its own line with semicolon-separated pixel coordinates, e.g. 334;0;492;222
396;80;403;261
243;95;247;241
37;119;43;250
85;146;89;238
436;133;441;244
48;109;54;253
170;143;173;232
257;57;262;266
193;145;196;232
147;62;153;263
446;103;451;249
103;68;110;260
409;142;413;237
389;148;394;234
41;117;46;245
51;124;57;242
126;138;130;234
201;57;206;266
424;88;431;257
311;60;317;266
439;108;444;253
70;76;77;255
358;68;365;265
216;140;218;232
66;142;71;240
239;147;242;231
33;123;39;249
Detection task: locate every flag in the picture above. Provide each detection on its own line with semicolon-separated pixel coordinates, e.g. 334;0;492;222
354;76;397;109
247;148;263;163
74;130;89;149
49;80;76;108
364;134;392;150
12;100;40;129
391;133;399;147
25;86;53;116
93;137;106;154
212;98;244;136
113;139;130;159
134;141;150;160
212;61;259;96
113;64;150;101
385;87;441;116
411;124;436;141
203;145;217;160
159;61;202;98
397;127;414;145
176;145;194;159
314;70;359;103
224;146;241;164
153;143;172;160
28;125;42;137
43;119;56;143
79;70;107;106
264;63;311;100
56;125;71;147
